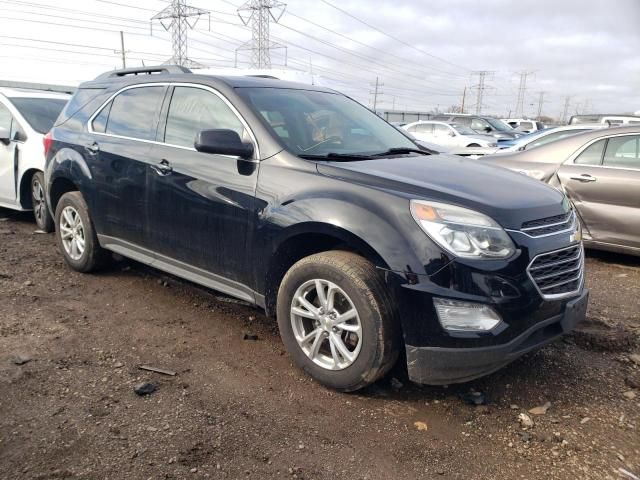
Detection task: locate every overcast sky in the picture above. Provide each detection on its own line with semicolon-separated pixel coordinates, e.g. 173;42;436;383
1;0;639;119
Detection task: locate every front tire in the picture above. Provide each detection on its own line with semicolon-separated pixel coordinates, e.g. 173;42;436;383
31;172;54;232
277;251;399;392
55;191;108;272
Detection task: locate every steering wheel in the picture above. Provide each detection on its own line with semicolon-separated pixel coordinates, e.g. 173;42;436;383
301;135;343;153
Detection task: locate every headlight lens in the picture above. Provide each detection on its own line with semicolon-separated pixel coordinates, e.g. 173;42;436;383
410;200;516;259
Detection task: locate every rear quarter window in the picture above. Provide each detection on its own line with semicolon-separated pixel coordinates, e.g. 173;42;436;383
55;88;104;127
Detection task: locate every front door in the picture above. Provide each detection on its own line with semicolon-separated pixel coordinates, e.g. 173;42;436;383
0;102;16;205
557;134;640;249
147;85;259;292
87;85;167;248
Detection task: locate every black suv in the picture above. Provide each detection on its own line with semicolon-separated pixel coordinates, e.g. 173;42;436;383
45;66;587;391
432;114;521;141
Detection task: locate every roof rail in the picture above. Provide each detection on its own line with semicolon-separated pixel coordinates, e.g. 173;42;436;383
245;74;280;80
94;65;192;81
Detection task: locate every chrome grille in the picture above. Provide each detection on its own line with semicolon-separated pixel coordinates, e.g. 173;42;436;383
521;210;575;237
527;244;584;299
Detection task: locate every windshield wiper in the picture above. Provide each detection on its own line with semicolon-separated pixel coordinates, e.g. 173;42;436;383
371;147;433;156
298;152;375;161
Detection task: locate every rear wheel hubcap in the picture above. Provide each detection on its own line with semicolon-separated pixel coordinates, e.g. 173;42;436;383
60;206;85;261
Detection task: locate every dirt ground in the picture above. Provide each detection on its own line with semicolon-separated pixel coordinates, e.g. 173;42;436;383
1;209;639;480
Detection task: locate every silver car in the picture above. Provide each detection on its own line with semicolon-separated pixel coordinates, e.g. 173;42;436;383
403;121;497;148
483;126;640;256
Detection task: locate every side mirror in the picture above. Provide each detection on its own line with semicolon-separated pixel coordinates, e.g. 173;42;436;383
194;129;254;159
449;131;456;137
484;127;492;133
0;127;10;145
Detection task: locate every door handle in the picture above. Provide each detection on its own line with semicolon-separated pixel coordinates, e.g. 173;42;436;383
150;159;173;176
85;142;99;155
570;174;597;183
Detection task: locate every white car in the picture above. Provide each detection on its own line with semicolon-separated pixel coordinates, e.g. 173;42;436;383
403;121;498;149
496;124;608;153
0;88;69;231
502;118;545;133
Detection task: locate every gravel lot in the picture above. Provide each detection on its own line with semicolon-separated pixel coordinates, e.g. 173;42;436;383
1;209;639;480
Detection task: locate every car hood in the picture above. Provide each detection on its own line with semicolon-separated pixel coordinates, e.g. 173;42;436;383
316;153;567;229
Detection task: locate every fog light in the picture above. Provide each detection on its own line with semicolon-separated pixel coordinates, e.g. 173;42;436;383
433;298;502;332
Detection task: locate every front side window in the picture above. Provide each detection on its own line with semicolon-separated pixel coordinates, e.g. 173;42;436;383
164;87;247;148
238;87;415;156
102;86;166;141
451;124;475;135
433;124;451;136
416;123;433;134
603;136;640;169
574;139;605;165
471;118;491;131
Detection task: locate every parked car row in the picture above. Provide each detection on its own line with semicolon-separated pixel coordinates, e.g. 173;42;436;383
7;66;637;393
0;87;69;231
482;126;640;257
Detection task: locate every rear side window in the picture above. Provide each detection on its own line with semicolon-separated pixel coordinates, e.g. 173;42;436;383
55;88;102;127
99;86;166;141
603;136;640;169
10;98;67;134
164;86;246;148
574;139;605;165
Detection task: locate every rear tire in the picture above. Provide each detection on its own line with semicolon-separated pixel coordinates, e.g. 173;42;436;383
55;191;108;273
31;172;54;233
277;251;399;392
467;143;481;147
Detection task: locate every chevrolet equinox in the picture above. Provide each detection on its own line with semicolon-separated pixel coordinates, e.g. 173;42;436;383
45;66;588;391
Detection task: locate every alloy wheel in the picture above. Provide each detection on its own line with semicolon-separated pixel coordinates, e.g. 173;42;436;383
59;206;85;261
290;279;363;370
32;178;46;226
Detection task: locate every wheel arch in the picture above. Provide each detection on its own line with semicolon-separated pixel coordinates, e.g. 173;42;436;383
18;168;41;209
263;222;390;318
49;176;80;215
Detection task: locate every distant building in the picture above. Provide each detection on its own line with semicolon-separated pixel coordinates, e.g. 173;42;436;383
378;110;433;124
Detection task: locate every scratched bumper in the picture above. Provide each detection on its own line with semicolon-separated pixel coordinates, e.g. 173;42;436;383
405;289;588;385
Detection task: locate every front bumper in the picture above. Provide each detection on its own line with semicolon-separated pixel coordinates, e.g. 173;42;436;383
405;289;588;384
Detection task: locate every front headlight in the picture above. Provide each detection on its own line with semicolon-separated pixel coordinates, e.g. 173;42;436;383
410;200;516;259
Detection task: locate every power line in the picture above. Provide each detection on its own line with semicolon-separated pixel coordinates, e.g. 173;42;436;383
235;0;287;69
514;70;535;117
318;0;470;77
472;71;494;115
151;0;210;67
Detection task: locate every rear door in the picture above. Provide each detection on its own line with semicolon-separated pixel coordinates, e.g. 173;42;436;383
146;85;259;292
557;134;640;248
87;85;168;248
0;102;16;204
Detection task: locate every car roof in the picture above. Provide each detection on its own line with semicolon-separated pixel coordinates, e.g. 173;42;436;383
81;71;337;94
0;87;70;99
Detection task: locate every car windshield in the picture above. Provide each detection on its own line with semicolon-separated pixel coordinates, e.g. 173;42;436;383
10;97;68;134
451;124;476;135
238;87;416;158
485;118;512;132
